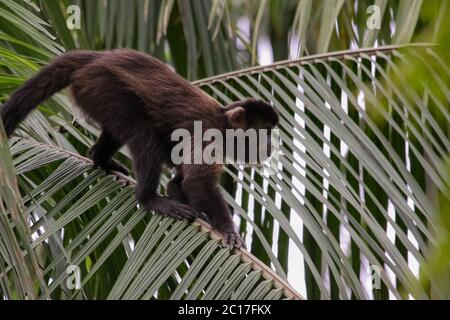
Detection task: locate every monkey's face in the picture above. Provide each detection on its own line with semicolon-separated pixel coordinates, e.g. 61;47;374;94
224;99;279;165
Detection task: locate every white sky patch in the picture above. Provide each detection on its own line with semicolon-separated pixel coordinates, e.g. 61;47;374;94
389;8;396;37
403;137;420;280
351;18;359;43
387;200;397;299
408;230;420;278
289;33;300;59
272;220;279;257
371;55;377;77
245;175;256;248
288;207;306;297
360;254;372;299
387;200;396;245
174;269;182;284
340;90;349;157
324;124;331;158
335;19;340;38
128;239;135;251
257;35;273;66
339;216;351;257
236;16;250;49
357;90;366;114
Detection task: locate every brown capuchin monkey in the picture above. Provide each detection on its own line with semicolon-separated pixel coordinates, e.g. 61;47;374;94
0;49;279;247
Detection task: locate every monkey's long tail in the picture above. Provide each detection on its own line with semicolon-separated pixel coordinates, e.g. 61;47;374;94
0;51;101;137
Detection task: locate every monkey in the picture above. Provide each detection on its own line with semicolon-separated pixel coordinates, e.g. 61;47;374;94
0;49;279;248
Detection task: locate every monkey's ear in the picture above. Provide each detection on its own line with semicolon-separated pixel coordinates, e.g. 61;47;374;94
225;106;246;128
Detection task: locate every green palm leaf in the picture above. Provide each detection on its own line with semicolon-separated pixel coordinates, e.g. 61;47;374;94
194;44;449;299
1;136;300;299
1;0;449;300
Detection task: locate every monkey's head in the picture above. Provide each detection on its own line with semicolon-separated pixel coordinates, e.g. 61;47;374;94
223;99;279;165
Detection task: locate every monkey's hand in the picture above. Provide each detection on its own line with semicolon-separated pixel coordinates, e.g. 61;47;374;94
89;151;129;175
219;228;246;249
103;159;129;176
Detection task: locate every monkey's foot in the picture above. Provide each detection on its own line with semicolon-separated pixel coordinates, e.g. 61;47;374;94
90;155;129;175
219;229;246;249
146;197;207;222
103;160;129;175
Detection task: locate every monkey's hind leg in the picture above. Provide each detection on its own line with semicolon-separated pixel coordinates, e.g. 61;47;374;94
128;129;202;222
167;170;210;223
167;170;211;223
89;131;129;175
181;164;244;248
167;171;187;203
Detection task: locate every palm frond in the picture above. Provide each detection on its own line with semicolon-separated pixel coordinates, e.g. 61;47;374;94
1;0;449;300
1;136;301;299
194;44;449;299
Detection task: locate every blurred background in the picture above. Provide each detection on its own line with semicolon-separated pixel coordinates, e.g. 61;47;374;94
0;0;449;300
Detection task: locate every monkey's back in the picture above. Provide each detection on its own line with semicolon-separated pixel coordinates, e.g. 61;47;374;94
70;49;222;137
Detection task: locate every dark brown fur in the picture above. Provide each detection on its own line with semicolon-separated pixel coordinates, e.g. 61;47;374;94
0;49;278;247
